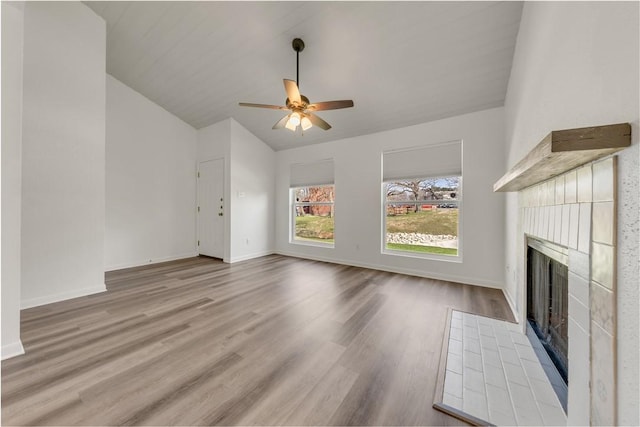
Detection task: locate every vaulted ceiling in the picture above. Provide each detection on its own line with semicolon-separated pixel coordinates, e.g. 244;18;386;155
85;1;523;151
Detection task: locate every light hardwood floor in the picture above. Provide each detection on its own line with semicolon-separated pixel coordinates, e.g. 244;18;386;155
2;255;514;426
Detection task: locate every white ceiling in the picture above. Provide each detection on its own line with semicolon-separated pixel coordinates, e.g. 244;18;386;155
85;1;523;151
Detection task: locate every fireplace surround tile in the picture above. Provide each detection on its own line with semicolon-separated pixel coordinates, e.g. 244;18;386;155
564;170;577;203
592;242;614;290
568;203;580;249
577;164;592;202
591;321;615;426
592;201;615;245
577;203;592;253
592;157;615;202
555;176;565;205
518;154;619;425
591;281;614;334
568;271;589;307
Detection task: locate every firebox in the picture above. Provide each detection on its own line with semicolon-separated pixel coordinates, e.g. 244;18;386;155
526;238;569;407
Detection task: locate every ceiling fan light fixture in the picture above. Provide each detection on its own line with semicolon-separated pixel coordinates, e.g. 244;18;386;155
285;117;297;131
301;115;312;131
289;111;301;127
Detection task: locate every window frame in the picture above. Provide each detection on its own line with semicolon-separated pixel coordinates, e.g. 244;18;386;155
290;184;335;248
381;175;463;262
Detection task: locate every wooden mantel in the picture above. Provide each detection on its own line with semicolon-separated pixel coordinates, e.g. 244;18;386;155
494;123;631;192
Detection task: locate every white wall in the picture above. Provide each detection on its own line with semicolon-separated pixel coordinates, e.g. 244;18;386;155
275;107;506;288
1;1;26;359
105;75;198;270
503;2;639;424
197;118;275;263
229;119;275;262
20;2;106;308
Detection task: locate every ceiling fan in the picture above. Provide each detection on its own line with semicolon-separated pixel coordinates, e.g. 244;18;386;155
239;38;354;132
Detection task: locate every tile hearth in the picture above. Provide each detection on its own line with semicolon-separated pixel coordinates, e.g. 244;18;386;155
438;310;566;426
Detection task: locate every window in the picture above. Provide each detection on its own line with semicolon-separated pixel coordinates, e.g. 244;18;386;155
290;159;335;246
292;185;334;244
382;141;462;257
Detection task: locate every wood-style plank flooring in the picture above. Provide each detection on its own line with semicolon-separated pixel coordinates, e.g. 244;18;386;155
2;255;514;426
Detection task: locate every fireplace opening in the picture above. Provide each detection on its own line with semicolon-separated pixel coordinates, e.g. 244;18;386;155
526;238;569;409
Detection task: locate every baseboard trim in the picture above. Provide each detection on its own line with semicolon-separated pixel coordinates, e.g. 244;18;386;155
227;250;276;264
275;250;503;289
21;284;107;310
105;251;199;272
1;340;25;361
502;288;521;327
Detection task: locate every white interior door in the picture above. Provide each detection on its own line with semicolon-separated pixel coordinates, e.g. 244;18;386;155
197;159;224;258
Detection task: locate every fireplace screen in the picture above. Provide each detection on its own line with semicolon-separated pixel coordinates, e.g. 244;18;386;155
527;245;569;383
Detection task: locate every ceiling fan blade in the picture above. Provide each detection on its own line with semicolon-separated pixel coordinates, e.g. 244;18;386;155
239;102;288;110
272;115;289;130
283;79;301;104
307;100;354;111
308;113;331;130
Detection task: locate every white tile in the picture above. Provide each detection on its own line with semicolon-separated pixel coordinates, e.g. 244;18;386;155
553;205;563;244
495;331;513;349
543;206;552;240
577;203;592;254
463;325;479;340
477;315;494;327
444;370;463;398
592;156;615;202
504;362;529;386
446;352;463;375
484;363;508;389
463;365;485;392
464;337;481;355
463;388;489;422
478;323;494;337
568;271;589;307
448;338;463;356
568;203;580;250
504;321;522;332
539;401;567;426
451;317;463;329
464;351;483;371
567;318;590;367
592;201;615;245
564;170;577;203
514;343;539;362
480;335;498;352
509;381;535;407
490;408;517;426
452;310;462;320
511;386;545;426
499;347;520;366
555;176;565;205
481;348;501;368
591;242;614;290
577;165;592;203
561;204;571;247
569;249;590;281
529;377;563;407
486;383;513;416
509;331;529;346
450;326;462;341
443;392;463;409
521;359;548;382
568;294;590;331
462;312;477;326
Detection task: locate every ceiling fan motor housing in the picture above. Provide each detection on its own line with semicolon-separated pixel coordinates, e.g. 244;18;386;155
292;38;305;52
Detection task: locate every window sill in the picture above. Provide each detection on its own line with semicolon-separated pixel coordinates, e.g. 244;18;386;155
382;248;462;263
291;239;335;249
